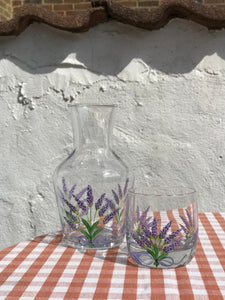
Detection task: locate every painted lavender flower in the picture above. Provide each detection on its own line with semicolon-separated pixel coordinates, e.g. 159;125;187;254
59;178;122;247
111;178;129;225
132;206;182;267
180;209;197;240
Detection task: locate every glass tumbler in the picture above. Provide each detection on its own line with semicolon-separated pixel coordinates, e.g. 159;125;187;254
126;186;198;268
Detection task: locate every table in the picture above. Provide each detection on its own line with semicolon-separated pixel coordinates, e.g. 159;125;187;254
0;212;225;299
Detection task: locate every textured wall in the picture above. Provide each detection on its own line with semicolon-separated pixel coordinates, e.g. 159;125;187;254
1;19;225;250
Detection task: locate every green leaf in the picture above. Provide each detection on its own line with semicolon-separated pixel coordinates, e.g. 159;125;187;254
81;218;91;233
153;243;159;258
119;208;124;218
90;220;99;234
66;213;74;224
114;214;119;224
92;227;103;239
66;213;74;223
146;248;156;260
158;252;168;261
79;228;91;240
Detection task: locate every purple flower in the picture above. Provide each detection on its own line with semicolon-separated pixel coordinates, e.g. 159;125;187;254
180;215;190;230
63;198;77;214
118;184;122;199
95;193;105;210
103;208;120;224
141;224;151;238
171;228;182;238
140;206;150;223
135;206;152;236
98;200;110;217
68;184;76;199
179;209;195;239
151;218;158;238
62;177;67;194
124;178;129;195
145;217;153;226
64;217;76;230
136;206;151;224
164;228;182;244
180;224;189;234
164;235;173;244
77;200;87;211
106;198;116;211
159;221;172;239
87;185;94;207
140;234;151;248
163;238;182;253
131;232;144;247
186;209;193;227
73;195;88;214
136;206;140;221
74;187;87;201
66;211;78;223
112;189;119;205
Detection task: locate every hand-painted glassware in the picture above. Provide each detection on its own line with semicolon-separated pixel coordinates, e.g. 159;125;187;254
126;186;198;268
53;104;130;250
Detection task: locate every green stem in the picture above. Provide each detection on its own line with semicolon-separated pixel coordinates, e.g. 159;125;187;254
154;260;159;267
158;238;162;249
89;206;92;224
89;242;94;248
94;209;97;220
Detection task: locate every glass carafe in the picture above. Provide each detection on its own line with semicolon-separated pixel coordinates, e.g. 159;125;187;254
53;104;130;250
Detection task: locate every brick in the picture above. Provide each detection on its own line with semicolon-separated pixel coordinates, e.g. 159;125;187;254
74;2;92;9
135;7;149;11
118;1;137;7
0;1;7;9
208;3;225;5
0;8;11;19
66;11;77;16
5;5;10;12
54;3;73;9
56;11;65;15
204;0;224;3
0;15;8;21
13;6;20;13
44;0;63;3
12;0;22;6
43;4;53;9
138;0;159;6
63;0;85;3
24;0;42;3
4;10;11;17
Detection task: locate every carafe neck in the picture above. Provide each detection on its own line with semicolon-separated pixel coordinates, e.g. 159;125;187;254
70;104;115;151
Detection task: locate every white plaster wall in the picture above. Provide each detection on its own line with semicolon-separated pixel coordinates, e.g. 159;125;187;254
1;19;225;250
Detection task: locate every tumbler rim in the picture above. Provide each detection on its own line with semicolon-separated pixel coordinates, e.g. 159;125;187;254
128;186;196;197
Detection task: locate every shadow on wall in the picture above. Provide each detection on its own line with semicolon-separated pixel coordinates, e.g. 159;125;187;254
0;18;224;76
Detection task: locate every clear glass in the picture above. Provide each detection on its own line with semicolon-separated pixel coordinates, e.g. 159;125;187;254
53;104;130;250
126;186;198;268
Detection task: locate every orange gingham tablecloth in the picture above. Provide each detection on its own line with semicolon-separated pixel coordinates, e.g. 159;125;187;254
0;212;225;299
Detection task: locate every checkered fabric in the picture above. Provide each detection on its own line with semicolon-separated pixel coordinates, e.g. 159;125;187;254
0;212;225;299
